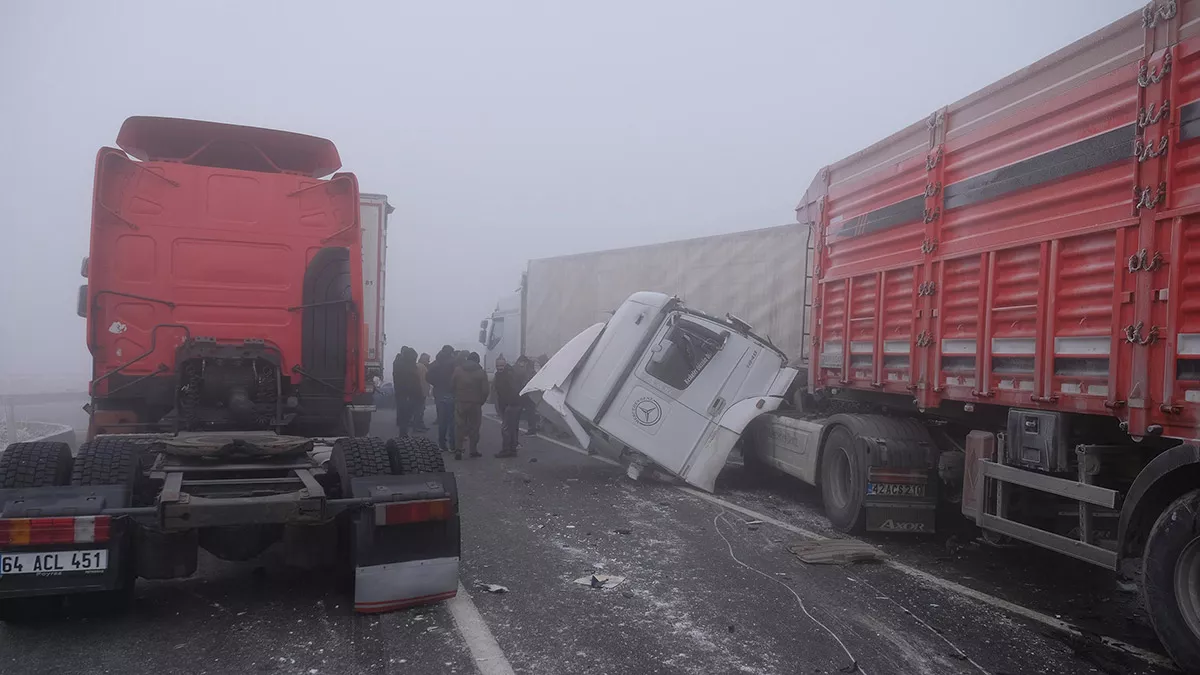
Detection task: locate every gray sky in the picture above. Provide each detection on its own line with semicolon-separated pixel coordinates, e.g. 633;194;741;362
0;0;1141;382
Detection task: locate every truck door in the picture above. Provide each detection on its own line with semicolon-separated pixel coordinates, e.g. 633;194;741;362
609;313;748;477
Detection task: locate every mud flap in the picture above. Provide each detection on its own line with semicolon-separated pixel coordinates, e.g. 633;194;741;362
863;466;938;534
0;486;134;598
347;474;460;613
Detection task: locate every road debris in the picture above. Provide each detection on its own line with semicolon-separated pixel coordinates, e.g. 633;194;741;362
788;540;884;565
477;583;509;594
573;574;626;590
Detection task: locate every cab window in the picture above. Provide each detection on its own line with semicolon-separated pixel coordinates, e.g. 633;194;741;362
645;318;725;390
488;317;504;350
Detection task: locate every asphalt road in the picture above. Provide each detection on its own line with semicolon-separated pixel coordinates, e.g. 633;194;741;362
0;403;1181;675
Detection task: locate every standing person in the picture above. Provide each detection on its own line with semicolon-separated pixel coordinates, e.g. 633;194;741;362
492;357;522;458
391;346;423;436
413;352;431;432
426;345;457;451
451;351;489;460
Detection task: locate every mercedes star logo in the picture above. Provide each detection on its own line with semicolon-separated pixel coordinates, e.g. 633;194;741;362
632;397;663;426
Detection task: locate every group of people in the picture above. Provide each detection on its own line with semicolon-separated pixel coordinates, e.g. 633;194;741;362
391;346;543;461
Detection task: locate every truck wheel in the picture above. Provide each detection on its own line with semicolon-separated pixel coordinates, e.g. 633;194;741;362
819;425;866;533
0;441;73;488
389;436;446;475
330;437;391;498
71;437;143;490
69;437;141;614
1143;488;1200;669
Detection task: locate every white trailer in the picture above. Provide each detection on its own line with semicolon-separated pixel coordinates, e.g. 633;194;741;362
359;193;392;383
481;225;813;373
350;193;392;434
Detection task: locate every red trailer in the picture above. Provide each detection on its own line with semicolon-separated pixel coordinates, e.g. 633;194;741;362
755;1;1200;667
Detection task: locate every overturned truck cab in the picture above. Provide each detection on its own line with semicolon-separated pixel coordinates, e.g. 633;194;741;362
522;292;797;491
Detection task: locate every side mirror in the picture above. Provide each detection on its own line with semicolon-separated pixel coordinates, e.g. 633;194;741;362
479;329;487;345
76;285;88;318
80;257;89;278
480;319;489;330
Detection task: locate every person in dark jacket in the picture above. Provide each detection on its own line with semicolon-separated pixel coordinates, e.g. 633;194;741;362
426;345;458;450
451;352;490;460
492;357;523;457
392;346;423;436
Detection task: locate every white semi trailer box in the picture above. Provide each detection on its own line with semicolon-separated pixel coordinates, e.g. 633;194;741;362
359;193;392;382
482;224;813;372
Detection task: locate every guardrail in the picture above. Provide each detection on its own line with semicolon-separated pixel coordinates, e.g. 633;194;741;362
0;392;88;449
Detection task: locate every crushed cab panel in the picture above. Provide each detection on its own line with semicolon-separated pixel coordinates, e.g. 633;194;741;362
524;292;797;492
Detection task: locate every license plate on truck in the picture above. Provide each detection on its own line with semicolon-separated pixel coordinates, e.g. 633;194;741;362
0;550;108;575
867;482;926;497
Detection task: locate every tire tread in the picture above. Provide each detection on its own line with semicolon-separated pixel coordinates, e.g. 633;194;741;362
0;441;73;488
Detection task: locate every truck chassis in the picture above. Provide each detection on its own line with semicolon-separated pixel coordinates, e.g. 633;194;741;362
0;433;459;617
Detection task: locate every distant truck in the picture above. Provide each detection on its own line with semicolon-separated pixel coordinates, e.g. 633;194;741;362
480;225;813;373
527;4;1200;667
357;193;393;430
0;117;458;620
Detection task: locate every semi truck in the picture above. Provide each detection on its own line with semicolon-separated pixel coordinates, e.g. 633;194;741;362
480;224;812;373
525;2;1200;668
0;117;458;619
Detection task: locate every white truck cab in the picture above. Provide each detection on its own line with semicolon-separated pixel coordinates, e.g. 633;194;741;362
522;292;797;492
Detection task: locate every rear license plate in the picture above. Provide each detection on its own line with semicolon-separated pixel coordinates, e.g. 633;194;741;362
0;550;108;576
867;482;926;498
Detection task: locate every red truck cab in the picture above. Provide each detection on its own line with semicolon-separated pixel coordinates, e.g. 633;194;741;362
82;116;366;438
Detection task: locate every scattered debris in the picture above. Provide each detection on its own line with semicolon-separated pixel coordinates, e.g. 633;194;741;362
477;583;509;594
573;574;626;590
613;528;632;535
746;520;763;526
788;540;884;565
621;590;634;598
837;661;860;674
529;457;538;463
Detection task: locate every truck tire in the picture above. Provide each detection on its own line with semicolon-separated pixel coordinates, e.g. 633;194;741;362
820;425;866;533
1143;488;1200;670
330;437;391;498
389;436;446;475
0;441;73;488
68;437;141;615
71;437;143;490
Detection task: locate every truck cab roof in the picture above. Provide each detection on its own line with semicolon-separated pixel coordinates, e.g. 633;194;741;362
116;116;342;177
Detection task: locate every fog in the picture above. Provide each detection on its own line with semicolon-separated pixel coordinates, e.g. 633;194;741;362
0;0;1140;388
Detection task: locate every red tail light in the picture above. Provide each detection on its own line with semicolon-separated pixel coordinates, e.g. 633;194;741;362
0;516;111;547
375;499;453;526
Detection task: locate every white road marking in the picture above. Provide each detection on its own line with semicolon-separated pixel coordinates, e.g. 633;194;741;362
523;427;1179;670
447;583;517;675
